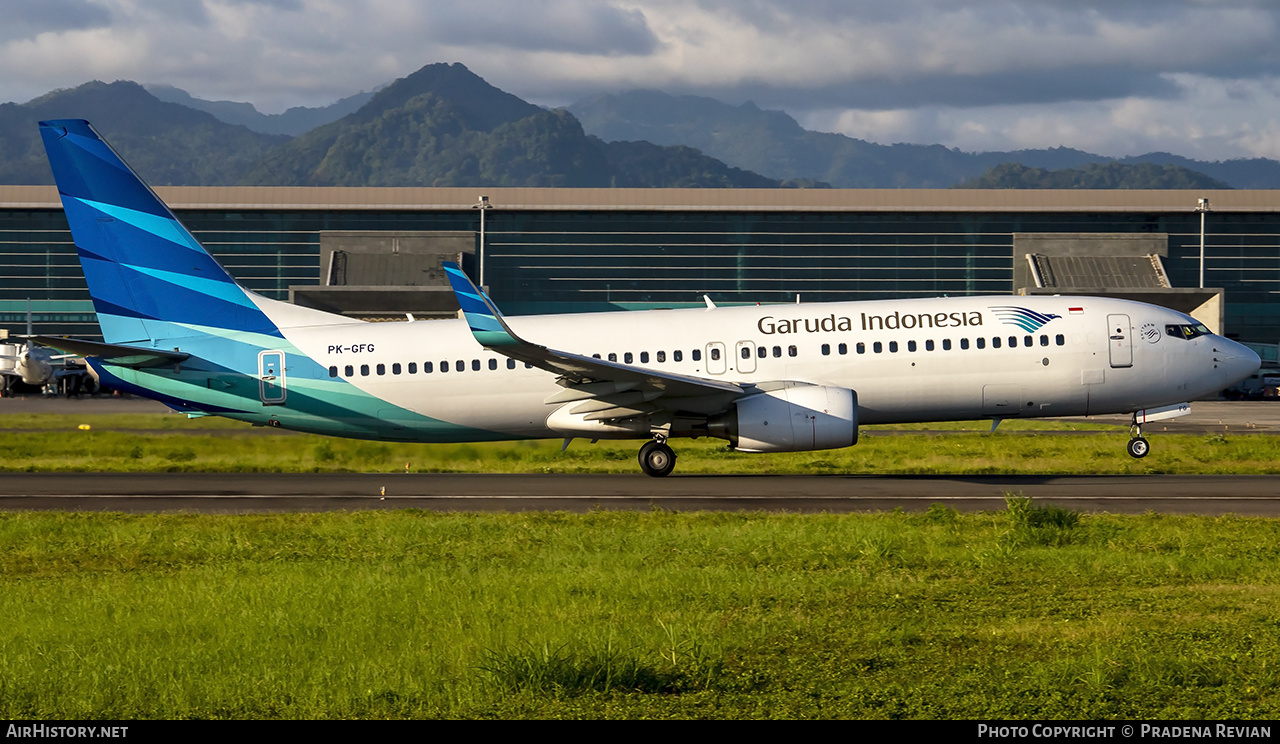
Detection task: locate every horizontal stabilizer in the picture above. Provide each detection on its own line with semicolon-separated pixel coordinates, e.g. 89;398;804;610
24;336;190;368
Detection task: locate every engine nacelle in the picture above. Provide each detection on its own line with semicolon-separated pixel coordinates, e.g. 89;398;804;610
710;385;858;453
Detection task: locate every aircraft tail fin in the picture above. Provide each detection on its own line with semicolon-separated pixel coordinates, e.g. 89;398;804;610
38;119;280;344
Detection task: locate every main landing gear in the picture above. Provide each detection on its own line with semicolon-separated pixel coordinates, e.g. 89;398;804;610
639;436;677;477
1127;421;1150;459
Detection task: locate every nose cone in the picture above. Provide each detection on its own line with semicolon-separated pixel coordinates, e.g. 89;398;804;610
1217;337;1261;388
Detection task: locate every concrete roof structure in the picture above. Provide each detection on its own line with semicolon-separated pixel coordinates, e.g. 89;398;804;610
3;185;1277;213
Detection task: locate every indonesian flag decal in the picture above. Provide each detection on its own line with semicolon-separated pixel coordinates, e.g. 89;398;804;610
1069;306;1085;315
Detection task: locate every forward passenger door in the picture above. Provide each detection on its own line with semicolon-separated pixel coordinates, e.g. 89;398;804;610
1107;314;1133;368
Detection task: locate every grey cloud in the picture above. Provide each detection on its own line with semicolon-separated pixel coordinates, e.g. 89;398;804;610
621;0;1280;111
221;0;303;8
2;0;112;42
424;2;658;56
686;0;1277;29
144;0;211;26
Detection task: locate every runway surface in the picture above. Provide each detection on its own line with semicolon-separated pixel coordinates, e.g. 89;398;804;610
2;397;1278;515
3;472;1280;516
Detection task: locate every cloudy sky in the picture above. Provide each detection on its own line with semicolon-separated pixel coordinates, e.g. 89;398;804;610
5;0;1280;160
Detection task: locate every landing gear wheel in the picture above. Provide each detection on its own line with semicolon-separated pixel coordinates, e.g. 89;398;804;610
1127;437;1150;459
638;441;677;477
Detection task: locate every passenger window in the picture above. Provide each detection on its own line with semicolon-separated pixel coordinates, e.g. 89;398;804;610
344;365;354;377
469;359;478;371
489;359;497;370
674;350;683;362
925;340;934;351
743;346;752;359
693;349;702;361
874;342;883;353
1056;334;1065;346
328;366;338;378
625;352;634;364
1009;336;1017;348
608;353;617;362
507;359;516;369
408;363;417;374
1023;336;1033;347
424;362;433;373
657;351;666;363
821;344;831;356
788;345;798;357
1039;335;1048;347
992;337;1001;349
641;352;649;363
960;338;970;350
440;361;449;373
392;363;401;375
772;346;782;358
361;364;370;376
710;348;721;361
757;346;766;358
838;343;847;355
976;338;985;349
856;342;866;354
907;340;917;352
943;339;952;350
888;341;898;353
377;364;387;376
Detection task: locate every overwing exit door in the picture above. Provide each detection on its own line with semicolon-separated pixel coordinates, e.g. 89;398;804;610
258;350;287;405
1107;314;1132;368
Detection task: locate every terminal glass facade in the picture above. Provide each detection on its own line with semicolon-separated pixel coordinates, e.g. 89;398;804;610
1;204;1277;343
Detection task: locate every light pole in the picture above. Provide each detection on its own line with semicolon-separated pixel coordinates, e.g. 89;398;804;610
474;195;492;288
1196;197;1211;288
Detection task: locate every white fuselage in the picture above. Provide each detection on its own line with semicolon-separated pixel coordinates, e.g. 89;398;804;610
273;294;1258;440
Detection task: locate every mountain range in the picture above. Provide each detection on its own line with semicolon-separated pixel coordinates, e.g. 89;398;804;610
3;64;781;188
568;90;1274;189
2;62;1272;189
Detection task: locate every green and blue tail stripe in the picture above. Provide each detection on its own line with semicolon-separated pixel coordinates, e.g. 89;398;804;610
37;119;508;443
39;119;280;344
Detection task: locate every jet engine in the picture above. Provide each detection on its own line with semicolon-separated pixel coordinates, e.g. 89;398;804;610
709;384;857;453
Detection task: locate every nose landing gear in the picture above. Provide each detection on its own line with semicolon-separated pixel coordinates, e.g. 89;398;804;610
638;436;677;477
1127;422;1150;459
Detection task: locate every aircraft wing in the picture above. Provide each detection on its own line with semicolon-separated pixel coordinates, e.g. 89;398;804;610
443;263;747;418
24;336;190;369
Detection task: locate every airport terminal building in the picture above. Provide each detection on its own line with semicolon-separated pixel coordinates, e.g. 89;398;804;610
1;186;1278;351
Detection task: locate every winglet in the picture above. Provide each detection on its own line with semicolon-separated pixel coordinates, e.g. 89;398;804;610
443;262;526;349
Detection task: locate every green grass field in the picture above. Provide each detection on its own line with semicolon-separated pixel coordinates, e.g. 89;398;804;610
2;504;1280;719
1;412;1278;474
3;412;1279;719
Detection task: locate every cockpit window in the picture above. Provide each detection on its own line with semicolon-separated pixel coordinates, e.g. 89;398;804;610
1166;323;1211;340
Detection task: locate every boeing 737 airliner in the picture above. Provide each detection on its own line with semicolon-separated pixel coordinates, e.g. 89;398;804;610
34;119;1260;476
